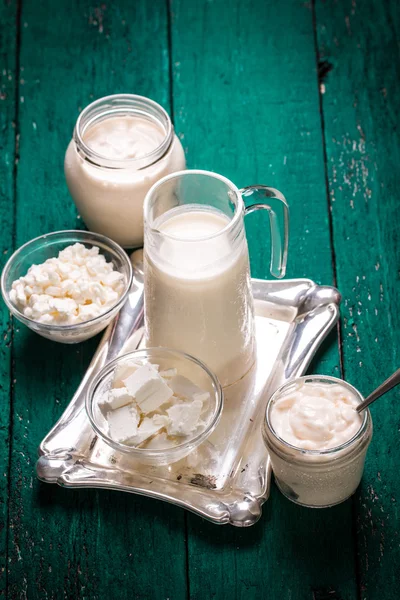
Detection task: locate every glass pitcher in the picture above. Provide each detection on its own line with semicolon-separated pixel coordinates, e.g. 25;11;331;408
143;170;289;387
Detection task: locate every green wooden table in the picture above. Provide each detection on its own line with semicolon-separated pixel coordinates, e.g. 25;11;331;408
1;0;399;598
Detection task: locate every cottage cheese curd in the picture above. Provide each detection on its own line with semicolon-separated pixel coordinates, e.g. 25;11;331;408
100;362;210;448
9;243;125;325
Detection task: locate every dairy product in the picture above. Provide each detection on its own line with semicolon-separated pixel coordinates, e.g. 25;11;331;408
112;360;140;388
128;415;170;446
263;377;373;508
271;381;362;450
144;206;255;387
9;243;125;325
100;387;132;411
166;400;204;436
65;100;186;248
107;404;140;443
83;116;165;160
123;364;173;413
159;368;177;379
170;375;211;404
101;360;211;448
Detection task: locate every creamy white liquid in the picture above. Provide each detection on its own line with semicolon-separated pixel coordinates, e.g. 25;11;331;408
271;381;362;450
144;206;255;387
65;115;185;247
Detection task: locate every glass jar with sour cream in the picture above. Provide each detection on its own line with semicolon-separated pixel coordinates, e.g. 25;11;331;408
262;375;373;508
64;94;186;248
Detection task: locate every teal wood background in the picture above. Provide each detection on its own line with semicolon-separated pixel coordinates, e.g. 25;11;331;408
0;0;399;598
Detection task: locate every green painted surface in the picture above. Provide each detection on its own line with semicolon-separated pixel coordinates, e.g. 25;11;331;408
316;1;400;597
1;0;399;598
0;1;18;595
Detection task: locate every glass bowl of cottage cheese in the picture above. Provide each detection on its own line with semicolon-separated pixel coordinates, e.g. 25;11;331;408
1;230;132;343
262;375;373;508
86;348;224;465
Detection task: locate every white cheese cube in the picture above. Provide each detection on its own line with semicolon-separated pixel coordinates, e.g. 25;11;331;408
123;364;173;413
100;386;133;413
159;368;178;379
145;432;177;450
112;360;140;388
169;375;210;404
166;399;204;437
138;381;173;413
122;364;158;395
128;415;169;446
107;404;140;443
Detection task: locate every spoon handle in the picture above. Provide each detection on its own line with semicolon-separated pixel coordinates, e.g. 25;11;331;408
356;367;400;413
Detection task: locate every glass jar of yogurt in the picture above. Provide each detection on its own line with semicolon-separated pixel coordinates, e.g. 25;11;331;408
64;94;186;248
262;375;373;508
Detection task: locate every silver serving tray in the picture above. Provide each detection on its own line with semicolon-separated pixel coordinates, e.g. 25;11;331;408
36;253;340;527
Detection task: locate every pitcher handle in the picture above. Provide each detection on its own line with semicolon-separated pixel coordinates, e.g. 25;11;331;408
240;186;289;279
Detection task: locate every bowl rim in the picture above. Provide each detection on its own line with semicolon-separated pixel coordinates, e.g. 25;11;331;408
1;229;133;331
85;347;224;457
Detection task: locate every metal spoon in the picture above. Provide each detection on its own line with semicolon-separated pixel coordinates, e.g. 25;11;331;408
356;367;400;413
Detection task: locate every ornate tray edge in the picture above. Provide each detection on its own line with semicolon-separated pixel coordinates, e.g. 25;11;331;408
36;278;340;526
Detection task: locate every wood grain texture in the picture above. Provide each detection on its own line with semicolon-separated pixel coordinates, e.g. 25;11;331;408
315;0;400;598
3;0;399;598
0;0;18;595
7;1;187;599
170;1;357;598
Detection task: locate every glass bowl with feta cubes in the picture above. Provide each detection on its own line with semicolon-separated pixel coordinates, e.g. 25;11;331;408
86;348;223;465
1;230;132;343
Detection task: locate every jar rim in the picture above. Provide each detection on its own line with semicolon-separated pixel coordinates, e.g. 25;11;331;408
73;94;174;170
264;375;371;457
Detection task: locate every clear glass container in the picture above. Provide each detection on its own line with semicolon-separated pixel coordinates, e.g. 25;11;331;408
262;375;373;508
1;230;132;343
143;169;289;387
64;94;186;248
86;348;223;466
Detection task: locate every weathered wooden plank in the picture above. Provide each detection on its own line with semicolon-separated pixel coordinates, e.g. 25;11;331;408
0;0;18;595
7;1;187;599
171;1;357;598
316;1;400;598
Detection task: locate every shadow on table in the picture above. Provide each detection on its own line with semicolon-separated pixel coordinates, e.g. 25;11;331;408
35;479;187;537
33;460;357;597
181;482;357;593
